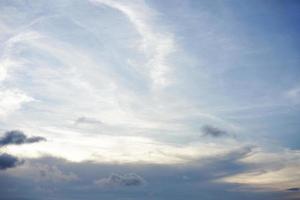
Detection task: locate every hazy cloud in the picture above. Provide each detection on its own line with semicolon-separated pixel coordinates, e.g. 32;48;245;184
286;86;300;103
74;117;103;126
38;164;78;182
0;130;46;147
94;173;145;187
0;153;23;170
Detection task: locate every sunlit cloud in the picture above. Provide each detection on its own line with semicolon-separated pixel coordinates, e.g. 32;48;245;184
220;148;300;190
0;89;33;118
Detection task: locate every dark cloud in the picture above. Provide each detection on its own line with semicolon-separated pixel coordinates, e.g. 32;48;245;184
0;153;23;170
94;173;145;187
287;187;300;192
0;130;46;147
201;125;229;137
0;130;46;170
0;148;288;200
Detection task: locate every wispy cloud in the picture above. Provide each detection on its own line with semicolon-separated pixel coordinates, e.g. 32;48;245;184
0;29;41;118
0;1;299;198
91;0;175;89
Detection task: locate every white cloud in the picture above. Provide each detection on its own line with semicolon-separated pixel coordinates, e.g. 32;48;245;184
0;30;41;118
0;89;33;118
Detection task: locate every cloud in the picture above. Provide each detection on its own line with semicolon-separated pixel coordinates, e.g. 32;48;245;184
220;148;300;190
0;89;33;118
0;130;46;147
91;0;175;89
37;164;78;182
0;130;46;170
0;146;295;199
0;153;23;170
94;173;145;187
287;187;300;192
0;30;39;118
201;125;229;137
74;117;103;126
0;150;286;200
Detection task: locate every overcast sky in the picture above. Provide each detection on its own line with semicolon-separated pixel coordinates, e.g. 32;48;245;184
0;0;300;199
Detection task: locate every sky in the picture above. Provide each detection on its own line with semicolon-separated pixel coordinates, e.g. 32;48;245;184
0;0;300;199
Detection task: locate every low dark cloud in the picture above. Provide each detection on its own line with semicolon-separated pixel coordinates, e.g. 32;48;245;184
94;173;145;187
287;187;300;192
202;125;229;137
0;148;289;200
0;153;23;170
0;130;46;147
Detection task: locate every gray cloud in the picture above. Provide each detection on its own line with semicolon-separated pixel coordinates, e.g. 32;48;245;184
0;130;46;147
94;173;145;187
38;164;78;182
74;117;103;126
0;153;23;170
0;130;46;170
287;187;300;192
0;148;289;200
201;125;229;137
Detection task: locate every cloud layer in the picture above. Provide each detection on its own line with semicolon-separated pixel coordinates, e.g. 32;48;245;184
0;150;295;200
0;0;299;199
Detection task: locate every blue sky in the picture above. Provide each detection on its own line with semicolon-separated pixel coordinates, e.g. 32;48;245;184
0;0;300;199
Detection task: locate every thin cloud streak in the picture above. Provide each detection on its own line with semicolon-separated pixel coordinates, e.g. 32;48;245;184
91;0;175;89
